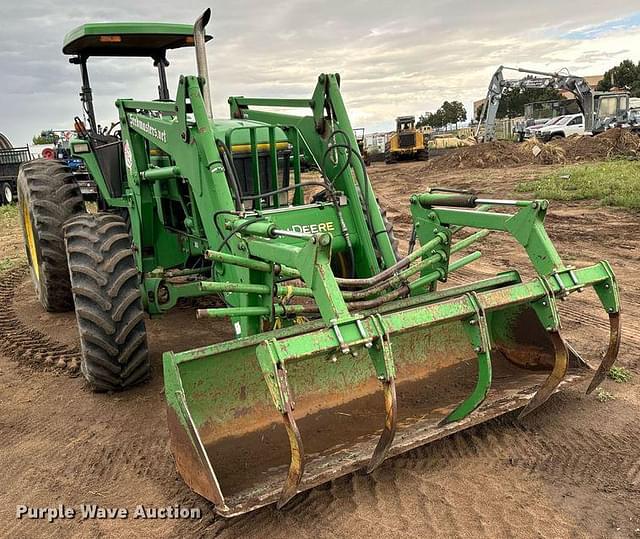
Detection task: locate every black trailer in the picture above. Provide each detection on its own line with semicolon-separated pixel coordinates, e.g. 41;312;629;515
0;146;32;204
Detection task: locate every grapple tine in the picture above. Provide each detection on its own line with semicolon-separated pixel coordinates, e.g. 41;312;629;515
586;312;621;394
256;339;307;509
366;377;397;473
277;409;306;509
365;314;398;473
441;293;492;425
519;331;568;418
440;347;491;425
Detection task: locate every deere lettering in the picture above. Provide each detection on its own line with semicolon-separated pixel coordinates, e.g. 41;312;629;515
288;222;335;234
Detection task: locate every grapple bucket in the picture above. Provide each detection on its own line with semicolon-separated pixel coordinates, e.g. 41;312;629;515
164;269;617;517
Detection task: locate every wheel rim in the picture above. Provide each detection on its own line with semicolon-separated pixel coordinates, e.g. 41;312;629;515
21;198;39;281
4;185;12;204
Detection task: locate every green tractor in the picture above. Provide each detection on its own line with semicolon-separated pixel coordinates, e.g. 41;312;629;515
18;10;621;516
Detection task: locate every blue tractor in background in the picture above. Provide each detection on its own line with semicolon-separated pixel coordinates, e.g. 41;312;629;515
39;129;98;200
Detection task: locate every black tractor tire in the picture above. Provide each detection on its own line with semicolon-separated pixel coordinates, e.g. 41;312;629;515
17;159;85;312
416;148;429;161
64;213;151;391
2;182;14;205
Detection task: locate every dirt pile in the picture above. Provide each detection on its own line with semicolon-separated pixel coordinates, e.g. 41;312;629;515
552;128;640;161
428;128;640;170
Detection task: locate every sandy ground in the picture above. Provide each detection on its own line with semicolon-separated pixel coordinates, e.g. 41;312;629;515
1;162;639;538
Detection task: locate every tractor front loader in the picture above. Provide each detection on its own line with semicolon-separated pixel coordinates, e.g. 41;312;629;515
18;10;621;517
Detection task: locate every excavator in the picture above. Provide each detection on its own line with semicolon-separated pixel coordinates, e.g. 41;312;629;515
476;66;630;142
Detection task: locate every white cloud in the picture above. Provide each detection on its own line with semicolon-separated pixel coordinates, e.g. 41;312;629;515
0;1;638;143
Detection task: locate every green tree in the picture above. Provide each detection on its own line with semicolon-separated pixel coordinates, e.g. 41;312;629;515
446;100;467;128
417;110;446;129
476;87;563;121
597;59;640;97
498;87;563;119
416;112;433;128
418;101;467;129
32;130;59;145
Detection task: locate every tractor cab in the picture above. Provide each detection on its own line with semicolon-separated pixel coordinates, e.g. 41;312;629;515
63;23;212;199
63;22;291;208
593;91;630;132
396;115;417;147
63;22;210;131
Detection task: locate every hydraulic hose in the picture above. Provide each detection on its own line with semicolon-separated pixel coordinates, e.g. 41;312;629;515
216;140;244;212
336;233;446;288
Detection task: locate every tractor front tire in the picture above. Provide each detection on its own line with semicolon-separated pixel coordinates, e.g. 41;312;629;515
17;159;85;311
64;213;151;391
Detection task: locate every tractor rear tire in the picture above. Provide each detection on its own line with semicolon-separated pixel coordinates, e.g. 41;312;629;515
17;159;85;312
64;213;151;391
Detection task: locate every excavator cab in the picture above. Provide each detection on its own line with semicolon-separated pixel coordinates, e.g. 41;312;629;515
594;92;630;132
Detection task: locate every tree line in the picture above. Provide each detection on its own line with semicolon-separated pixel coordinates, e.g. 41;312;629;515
597;59;640;97
32;130;60;145
416;100;467;129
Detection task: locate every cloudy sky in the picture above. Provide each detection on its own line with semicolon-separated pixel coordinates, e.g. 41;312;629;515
1;1;639;145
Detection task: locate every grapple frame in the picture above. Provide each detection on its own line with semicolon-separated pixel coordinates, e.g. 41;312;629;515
164;191;620;516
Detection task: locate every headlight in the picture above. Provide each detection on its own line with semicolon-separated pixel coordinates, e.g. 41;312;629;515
72;142;90;154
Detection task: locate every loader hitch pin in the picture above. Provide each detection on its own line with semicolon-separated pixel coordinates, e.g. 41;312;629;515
356;318;373;348
520;277;568;418
366;314;398;473
550;269;569;299
330;319;350;354
566;267;584;291
440;292;492;425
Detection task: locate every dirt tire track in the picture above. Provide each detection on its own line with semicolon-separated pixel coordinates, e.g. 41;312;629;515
0;265;81;371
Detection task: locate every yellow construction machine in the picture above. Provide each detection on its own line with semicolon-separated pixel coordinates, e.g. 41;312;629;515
385;115;428;163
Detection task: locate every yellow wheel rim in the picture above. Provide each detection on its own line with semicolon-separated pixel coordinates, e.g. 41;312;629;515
21;198;39;281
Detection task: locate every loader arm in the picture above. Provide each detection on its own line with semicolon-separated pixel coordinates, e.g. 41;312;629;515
228;73;398;272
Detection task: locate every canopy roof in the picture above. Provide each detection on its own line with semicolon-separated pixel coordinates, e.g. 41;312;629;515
63;22;211;57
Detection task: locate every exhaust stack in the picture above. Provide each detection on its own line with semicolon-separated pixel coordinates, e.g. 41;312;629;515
194;9;213;118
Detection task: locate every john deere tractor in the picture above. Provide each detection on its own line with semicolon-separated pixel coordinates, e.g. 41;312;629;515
18;11;621;517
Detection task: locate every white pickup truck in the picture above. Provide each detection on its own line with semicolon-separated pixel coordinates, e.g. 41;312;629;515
537;113;585;140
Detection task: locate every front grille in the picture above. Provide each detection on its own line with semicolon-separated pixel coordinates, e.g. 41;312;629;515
399;132;416;148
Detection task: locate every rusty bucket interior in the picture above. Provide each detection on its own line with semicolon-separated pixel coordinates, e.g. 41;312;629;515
164;290;593;517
